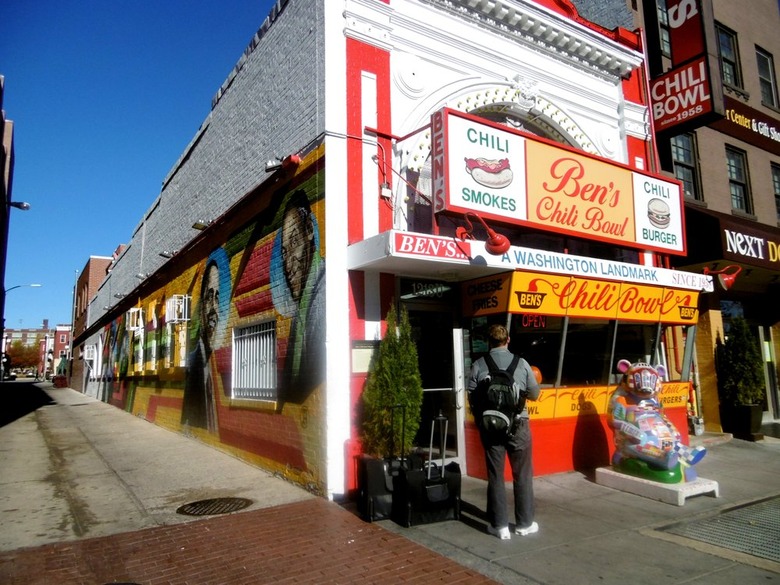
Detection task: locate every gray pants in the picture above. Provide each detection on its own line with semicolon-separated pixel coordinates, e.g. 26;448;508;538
483;418;534;530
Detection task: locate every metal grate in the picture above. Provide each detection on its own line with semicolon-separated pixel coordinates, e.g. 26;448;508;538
662;496;780;563
176;497;253;516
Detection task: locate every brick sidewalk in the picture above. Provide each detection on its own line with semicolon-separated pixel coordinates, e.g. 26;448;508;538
0;498;497;584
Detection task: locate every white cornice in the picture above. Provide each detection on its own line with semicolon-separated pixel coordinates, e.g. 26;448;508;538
418;0;642;79
344;0;394;50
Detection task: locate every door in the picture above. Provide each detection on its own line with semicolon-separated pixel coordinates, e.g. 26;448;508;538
405;306;464;466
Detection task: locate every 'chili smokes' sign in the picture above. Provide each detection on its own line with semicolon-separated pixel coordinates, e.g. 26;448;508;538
432;108;686;255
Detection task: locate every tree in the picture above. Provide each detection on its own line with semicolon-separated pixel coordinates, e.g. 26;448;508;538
716;317;764;406
361;304;424;458
6;340;41;370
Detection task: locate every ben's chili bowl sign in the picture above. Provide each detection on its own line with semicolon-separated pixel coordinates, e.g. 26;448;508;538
431;108;686;255
507;271;699;325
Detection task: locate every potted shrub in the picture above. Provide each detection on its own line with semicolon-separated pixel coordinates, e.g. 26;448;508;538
715;317;765;440
357;304;424;521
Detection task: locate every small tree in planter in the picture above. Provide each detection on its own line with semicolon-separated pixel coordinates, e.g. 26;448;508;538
358;304;424;521
715;317;765;439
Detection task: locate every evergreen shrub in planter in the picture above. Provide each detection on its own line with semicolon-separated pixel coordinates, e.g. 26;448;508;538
358;304;424;521
716;317;765;439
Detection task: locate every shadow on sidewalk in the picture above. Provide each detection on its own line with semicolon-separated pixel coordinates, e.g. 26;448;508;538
0;381;55;427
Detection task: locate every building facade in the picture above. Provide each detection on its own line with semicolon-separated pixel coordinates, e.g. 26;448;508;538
71;255;114;391
636;0;780;437
72;0;714;498
1;76;16;352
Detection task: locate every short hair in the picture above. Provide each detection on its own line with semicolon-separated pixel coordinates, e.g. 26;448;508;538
487;324;509;348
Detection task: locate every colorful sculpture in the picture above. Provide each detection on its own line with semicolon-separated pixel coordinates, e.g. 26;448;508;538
608;360;706;483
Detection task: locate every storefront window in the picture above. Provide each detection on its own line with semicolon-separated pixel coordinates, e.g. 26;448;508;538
559;319;614;386
508;314;563;387
611;322;663;379
467;315;672;388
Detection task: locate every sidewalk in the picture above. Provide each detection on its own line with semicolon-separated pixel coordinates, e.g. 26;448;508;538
2;382;780;584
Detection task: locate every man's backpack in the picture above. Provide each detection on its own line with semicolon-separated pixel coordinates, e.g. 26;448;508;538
474;354;524;438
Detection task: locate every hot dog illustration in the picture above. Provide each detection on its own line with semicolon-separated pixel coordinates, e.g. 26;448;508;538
465;157;513;189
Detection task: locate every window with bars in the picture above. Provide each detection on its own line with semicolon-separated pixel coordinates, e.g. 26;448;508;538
232;321;277;400
726;146;751;213
717;24;742;89
772;163;780;222
671;133;701;201
757;47;778;107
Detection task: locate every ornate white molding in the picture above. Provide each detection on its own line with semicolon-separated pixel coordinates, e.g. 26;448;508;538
421;0;642;79
623;101;651;141
402;82;596;172
344;0;394;50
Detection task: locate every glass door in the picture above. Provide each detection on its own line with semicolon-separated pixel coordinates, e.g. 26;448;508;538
405;306;462;465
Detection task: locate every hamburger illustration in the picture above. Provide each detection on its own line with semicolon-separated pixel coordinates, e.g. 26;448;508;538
465;157;513;189
647;198;670;229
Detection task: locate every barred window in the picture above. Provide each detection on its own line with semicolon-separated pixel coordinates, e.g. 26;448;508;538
232;321;277;400
726;146;751;213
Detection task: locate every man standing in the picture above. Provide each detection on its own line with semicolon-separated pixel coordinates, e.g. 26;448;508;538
468;324;540;540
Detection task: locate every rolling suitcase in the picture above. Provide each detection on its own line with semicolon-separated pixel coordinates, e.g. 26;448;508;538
392;412;461;527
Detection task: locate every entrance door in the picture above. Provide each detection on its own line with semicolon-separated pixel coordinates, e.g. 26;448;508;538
405;306;463;466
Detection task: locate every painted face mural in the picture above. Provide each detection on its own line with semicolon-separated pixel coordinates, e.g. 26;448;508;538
200;262;220;355
281;198;315;303
271;189;326;404
182;248;231;431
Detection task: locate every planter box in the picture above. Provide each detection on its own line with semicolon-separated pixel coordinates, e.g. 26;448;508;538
719;403;763;441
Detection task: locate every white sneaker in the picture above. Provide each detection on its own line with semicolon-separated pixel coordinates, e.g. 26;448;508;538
515;521;539;536
487;525;511;540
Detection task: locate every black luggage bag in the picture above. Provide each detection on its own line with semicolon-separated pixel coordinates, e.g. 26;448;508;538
392;412;461;527
358;406;421;522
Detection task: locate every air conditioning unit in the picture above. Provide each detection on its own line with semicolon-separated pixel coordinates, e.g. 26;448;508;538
166;295;191;323
127;308;145;332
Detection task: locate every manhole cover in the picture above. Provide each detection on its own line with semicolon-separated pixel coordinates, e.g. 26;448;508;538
661;496;780;563
176;497;253;516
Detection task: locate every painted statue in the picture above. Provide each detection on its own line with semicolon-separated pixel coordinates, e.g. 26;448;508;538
608;359;706;483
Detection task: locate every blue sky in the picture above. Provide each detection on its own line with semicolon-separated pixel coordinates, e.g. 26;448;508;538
1;0;273;330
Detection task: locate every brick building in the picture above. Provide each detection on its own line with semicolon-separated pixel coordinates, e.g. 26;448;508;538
633;0;780;437
72;0;716;498
70;255;115;391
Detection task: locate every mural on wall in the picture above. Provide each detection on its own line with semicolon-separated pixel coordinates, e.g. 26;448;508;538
271;189;326;405
181;247;231;431
91;151;326;486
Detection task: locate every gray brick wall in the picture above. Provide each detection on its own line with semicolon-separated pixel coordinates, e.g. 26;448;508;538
89;0;325;327
571;0;635;31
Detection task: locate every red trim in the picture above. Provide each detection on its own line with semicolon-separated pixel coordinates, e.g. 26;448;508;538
345;38;393;244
